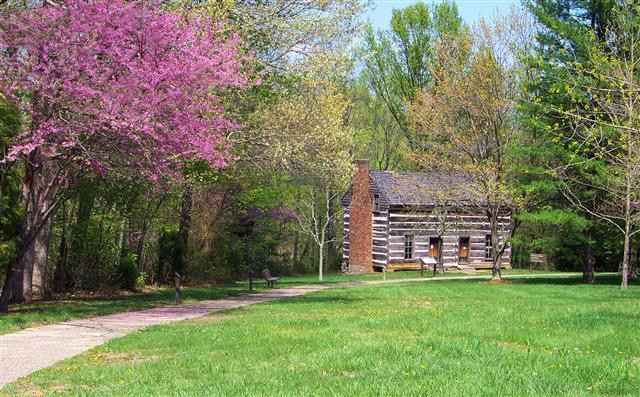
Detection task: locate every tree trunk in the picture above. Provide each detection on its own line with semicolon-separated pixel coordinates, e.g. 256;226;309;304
622;229;630;291
136;197;164;270
1;156;60;312
30;214;53;299
135;219;150;270
631;243;638;281
117;217;127;260
54;202;71;292
489;210;501;281
67;179;96;288
582;227;596;283
178;187;193;267
326;193;336;270
5;231;31;306
621;221;631;291
318;241;324;281
437;236;444;274
621;174;632;291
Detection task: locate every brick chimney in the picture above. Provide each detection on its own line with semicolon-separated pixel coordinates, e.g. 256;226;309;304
348;159;373;273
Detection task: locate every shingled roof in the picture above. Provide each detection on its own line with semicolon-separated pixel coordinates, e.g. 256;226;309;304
369;171;483;207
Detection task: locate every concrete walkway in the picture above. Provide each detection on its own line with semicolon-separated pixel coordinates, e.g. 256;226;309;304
0;273;578;387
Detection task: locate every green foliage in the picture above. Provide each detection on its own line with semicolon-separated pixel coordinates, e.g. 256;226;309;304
511;209;590;270
157;228;185;284
362;0;463;143
0;99;20;149
53;177;150;291
521;0;640;274
116;252;139;291
348;76;410;170
136;271;148;289
0;99;23;280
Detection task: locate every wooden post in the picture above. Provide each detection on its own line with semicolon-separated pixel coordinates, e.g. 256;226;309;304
420;260;424;278
248;270;254;291
383;267;386;281
433;261;437;277
174;272;181;304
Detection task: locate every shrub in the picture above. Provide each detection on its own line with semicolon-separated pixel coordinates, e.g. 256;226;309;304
136;271;148;289
117;252;139;291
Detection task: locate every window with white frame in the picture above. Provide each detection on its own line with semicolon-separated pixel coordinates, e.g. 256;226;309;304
404;234;414;259
485;234;493;260
372;194;380;212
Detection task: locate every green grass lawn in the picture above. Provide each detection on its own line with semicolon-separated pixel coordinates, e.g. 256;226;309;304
0;268;564;335
4;275;639;396
276;268;570;286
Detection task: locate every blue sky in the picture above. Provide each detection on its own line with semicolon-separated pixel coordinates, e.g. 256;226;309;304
368;0;522;30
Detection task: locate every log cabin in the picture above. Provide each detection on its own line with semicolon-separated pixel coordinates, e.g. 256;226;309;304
342;159;512;272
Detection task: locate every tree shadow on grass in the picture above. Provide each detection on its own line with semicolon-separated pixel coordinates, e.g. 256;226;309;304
510;275;638;287
6;285;247;317
1;283;252;333
265;295;368;305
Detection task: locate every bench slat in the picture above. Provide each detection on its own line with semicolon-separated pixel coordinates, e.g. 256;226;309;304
261;269;280;287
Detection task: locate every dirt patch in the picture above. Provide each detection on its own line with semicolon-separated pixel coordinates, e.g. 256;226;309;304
13;381;86;396
479;279;513;285
496;340;532;352
48;384;75;394
86;351;158;366
11;379;45;397
319;370;358;378
398;299;435;307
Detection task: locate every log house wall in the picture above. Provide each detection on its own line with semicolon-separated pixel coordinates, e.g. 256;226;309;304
343;207;512;269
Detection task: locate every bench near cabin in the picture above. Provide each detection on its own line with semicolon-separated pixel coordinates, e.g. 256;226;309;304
261;269;280;288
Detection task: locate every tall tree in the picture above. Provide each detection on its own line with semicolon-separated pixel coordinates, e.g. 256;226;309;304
524;0;628;283
409;14;532;280
349;77;408;171
362;1;463;145
253;83;354;280
0;0;251;311
529;4;640;290
175;0;367;75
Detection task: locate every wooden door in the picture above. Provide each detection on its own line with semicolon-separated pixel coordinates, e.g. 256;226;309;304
429;237;440;260
458;237;470;263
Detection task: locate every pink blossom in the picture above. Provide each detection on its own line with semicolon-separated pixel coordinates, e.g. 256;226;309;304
0;0;253;179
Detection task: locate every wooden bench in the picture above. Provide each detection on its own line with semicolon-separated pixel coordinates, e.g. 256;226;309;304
261;269;280;288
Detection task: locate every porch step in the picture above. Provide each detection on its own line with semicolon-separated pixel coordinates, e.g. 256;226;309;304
452;264;478;274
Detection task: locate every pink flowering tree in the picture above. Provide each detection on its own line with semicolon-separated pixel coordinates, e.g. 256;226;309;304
0;0;251;310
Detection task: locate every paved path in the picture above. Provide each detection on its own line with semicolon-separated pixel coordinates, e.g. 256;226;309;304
0;273;579;387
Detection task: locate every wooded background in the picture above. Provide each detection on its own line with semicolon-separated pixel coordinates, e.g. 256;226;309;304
0;0;638;305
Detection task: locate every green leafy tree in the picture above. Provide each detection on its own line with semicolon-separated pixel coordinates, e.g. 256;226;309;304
253;83;355;280
409;13;534;281
0;99;22;289
348;76;409;171
524;0;634;285
530;5;640;290
362;0;463;145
